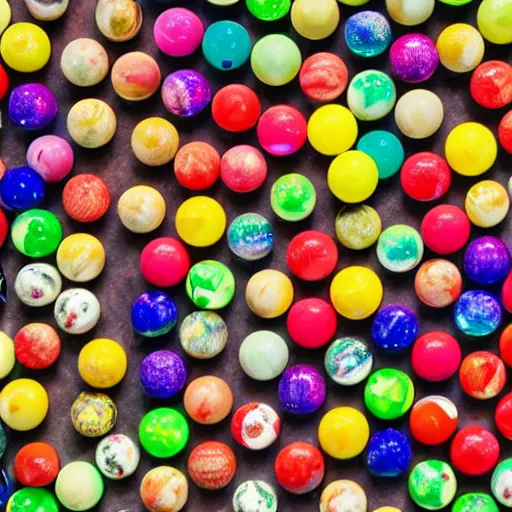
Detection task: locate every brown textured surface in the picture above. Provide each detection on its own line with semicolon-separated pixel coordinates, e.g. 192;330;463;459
1;0;512;511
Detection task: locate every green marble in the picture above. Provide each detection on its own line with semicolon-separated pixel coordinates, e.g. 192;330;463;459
452;493;499;512
270;173;316;222
409;460;457;510
246;0;291;21
377;224;424;273
186;260;235;310
347;70;396;121
364;368;414;419
7;488;59;512
491;458;512;507
11;209;63;258
233;480;278;512
139;408;189;458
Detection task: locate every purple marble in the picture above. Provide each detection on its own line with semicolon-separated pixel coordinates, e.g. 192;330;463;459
390;34;439;83
278;364;326;415
139;350;187;399
464;236;511;285
161;69;211;117
8;83;58;130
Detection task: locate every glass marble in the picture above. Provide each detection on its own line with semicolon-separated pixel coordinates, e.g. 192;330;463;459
470;60;512;109
14;323;61;370
465;180;509;228
95;0;142;42
414;259;462;308
186;260;235;309
372;304;419;351
175;196;226;247
57;233;105;282
8;84;57;130
445;122;497;177
390;33;439;83
139;350;186;398
0;22;51;72
366;428;412;477
345;11;391;58
11;209;62;258
307;104;358;156
454;290;502;337
246;269;294;318
55;461;104;511
239;330;289;381
364;368;415;420
464;236;510;285
492;459;512;507
335;205;382;250
257;105;307;157
54;288;101;335
153;8;204;57
320;480;367;512
299;52;348;102
139;408;189;458
452;493;499;512
184;376;233;424
95;433;140;480
325;337;373;386
357;131;404;180
270;174;316;221
395;90;444;139
408;460;457;510
278;364;326;415
409;395;458;445
140;466;188;512
232;480;278;512
131;291;178;337
477;0;512;45
180;311;227;359
202;20;251;71
290;0;340;40
251;34;301;87
231;402;280;450
386;0;434;25
0;332;15;379
67;98;117;148
27;135;74;183
0;166;45;211
246;0;291;21
459;351;506;400
437;23;485;73
174;141;221;190
318;407;370;459
161;70;211;117
118;185;166;233
377;224;424;273
14;263;61;307
7;488;59;512
60;38;109;87
347;70;396;121
187;441;236;490
71;391;117;437
227;213;273;261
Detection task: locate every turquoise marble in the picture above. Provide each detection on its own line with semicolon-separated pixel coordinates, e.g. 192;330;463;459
227;213;273;261
377;224;424;272
357;130;404;179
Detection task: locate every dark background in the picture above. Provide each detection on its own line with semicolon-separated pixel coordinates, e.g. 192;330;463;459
1;0;512;510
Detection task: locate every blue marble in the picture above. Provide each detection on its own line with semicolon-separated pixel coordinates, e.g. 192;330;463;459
161;70;212;117
227;213;273;261
454;290;502;337
0;469;14;509
345;11;392;58
0;166;45;211
139;350;187;399
372;304;419;351
8;83;58;130
464;236;511;285
366;428;412;477
131;291;178;338
202;20;252;71
357;130;404;179
278;364;326;415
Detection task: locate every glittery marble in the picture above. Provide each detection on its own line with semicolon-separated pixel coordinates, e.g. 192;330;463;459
71;391;117;437
324;337;373;385
139;350;187;399
14;263;62;307
345;11;391;58
54;288;101;334
95;433;140;480
372;304;419;351
390;34;439;83
8;83;57;130
179;311;228;359
463;236;511;285
227;213;273;261
131;291;178;337
233;480;278;512
162;70;211;117
335;205;382;250
454;290;502;337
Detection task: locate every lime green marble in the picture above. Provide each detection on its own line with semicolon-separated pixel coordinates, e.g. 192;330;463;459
7;488;59;512
11;209;62;258
452;493;499;512
377;224;424;273
247;0;291;21
271;173;316;222
364;368;414;419
347;70;396;121
409;460;457;510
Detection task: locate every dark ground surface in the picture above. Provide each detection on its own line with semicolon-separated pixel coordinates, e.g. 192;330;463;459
1;0;512;511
